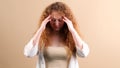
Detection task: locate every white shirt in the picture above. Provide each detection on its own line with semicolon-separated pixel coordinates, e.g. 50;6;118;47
24;38;90;68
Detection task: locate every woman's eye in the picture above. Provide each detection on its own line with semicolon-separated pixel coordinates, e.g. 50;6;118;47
51;18;63;22
58;19;63;22
51;19;56;22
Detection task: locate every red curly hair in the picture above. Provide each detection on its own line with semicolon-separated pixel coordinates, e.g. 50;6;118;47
37;2;82;56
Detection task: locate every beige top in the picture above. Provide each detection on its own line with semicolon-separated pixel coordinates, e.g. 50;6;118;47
24;38;90;68
44;46;68;68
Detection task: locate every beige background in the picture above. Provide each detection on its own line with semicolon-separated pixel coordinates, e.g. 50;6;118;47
0;0;120;68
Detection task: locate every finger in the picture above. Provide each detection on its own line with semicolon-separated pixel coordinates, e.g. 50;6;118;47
44;15;51;23
63;17;68;23
63;17;70;23
47;15;51;20
63;16;68;20
63;18;67;22
44;15;51;22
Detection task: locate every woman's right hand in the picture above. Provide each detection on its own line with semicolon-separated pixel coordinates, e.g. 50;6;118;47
33;15;51;45
39;15;51;31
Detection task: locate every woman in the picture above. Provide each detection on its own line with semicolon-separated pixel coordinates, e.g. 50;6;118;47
24;2;89;68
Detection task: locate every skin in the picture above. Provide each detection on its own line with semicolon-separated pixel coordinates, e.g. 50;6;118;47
33;11;83;50
50;11;65;31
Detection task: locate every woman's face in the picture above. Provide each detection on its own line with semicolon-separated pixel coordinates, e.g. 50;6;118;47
50;11;65;31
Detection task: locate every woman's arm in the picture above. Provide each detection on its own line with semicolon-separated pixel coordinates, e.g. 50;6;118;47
70;29;90;57
24;16;51;57
63;17;90;57
24;27;44;57
24;38;39;57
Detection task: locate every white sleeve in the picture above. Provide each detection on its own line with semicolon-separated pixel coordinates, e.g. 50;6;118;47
24;38;38;58
76;41;90;58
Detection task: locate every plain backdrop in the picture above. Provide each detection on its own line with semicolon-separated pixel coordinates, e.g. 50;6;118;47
0;0;120;68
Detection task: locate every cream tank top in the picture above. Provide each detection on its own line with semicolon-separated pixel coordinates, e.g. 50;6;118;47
44;46;68;68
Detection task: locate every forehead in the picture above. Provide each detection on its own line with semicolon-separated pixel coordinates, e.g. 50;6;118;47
51;11;64;19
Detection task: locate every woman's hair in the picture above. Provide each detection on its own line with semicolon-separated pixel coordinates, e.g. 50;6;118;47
38;2;82;56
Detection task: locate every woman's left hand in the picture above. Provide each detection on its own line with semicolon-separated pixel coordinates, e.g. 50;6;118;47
63;17;74;31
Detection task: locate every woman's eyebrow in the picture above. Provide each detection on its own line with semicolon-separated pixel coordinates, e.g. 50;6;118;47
50;16;63;19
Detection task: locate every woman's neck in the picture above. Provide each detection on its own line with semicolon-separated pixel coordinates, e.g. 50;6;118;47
52;31;60;35
48;31;64;46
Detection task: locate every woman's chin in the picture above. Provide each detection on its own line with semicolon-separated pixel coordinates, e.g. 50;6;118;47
53;28;60;31
55;29;60;31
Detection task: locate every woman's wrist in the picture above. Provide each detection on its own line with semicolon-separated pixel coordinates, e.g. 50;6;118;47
33;28;43;45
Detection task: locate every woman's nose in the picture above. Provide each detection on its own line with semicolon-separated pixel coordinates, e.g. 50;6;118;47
55;20;60;26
